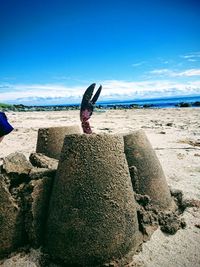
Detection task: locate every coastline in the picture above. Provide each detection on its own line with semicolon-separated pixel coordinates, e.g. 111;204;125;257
1;95;200;112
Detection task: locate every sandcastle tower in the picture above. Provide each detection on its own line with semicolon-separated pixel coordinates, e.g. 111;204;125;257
36;126;81;159
45;134;141;266
124;130;175;210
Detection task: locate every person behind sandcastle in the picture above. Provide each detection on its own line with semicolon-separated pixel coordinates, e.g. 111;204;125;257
0;112;14;142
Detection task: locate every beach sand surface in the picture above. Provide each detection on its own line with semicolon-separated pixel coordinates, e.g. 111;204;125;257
0;108;200;267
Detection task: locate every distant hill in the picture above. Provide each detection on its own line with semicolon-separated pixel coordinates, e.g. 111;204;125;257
0;103;13;108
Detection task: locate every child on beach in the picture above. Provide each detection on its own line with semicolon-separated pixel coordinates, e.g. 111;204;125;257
0;112;14;142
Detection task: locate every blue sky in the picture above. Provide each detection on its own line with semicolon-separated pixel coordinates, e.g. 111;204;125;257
0;0;200;105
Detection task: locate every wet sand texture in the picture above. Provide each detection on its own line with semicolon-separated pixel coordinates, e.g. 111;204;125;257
0;153;56;258
124;130;175;210
36;126;81;159
45;134;141;266
0;178;24;257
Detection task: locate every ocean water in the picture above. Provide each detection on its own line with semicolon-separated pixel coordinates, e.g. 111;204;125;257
99;95;200;108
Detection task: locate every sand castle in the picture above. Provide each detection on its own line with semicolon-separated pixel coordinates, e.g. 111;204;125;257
0;127;187;266
36;125;81;159
46;134;141;266
124;130;175;211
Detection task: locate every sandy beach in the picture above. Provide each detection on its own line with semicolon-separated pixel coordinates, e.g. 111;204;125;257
1;108;200;267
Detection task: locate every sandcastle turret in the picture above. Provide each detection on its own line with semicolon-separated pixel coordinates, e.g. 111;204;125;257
45;134;141;266
124;130;175;210
36;126;81;159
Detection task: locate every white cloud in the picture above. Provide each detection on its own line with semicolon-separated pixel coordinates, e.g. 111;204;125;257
180;52;200;61
0;83;84;103
101;80;200;98
0;79;200;105
188;58;197;62
132;61;146;67
150;68;200;77
178;69;200;77
150;69;172;75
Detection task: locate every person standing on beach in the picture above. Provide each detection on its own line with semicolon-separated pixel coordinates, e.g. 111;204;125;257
0;112;14;142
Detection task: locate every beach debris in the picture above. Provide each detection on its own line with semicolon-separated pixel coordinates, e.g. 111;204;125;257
159;131;166;134
178;138;200;148
80;83;102;134
166;122;173;127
